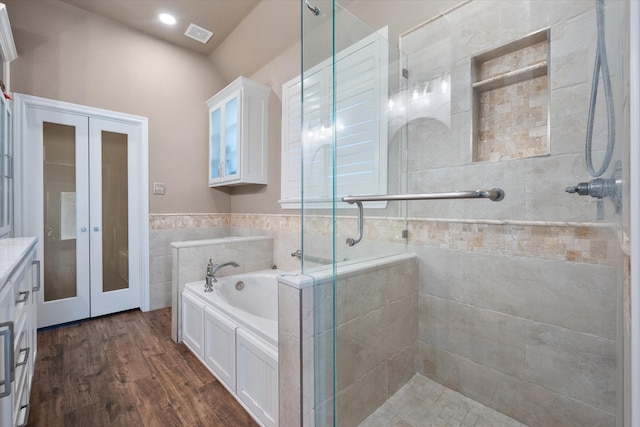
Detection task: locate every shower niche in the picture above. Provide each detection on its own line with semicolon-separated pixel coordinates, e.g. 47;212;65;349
472;29;550;162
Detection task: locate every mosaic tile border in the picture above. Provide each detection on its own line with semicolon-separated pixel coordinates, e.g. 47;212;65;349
149;213;229;230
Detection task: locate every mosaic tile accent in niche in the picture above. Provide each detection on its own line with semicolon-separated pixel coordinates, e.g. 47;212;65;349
473;30;550;162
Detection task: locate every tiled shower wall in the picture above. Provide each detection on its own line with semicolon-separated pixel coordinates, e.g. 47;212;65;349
409;223;618;426
396;1;626;426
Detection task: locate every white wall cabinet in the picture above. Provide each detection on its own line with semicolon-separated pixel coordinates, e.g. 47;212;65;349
0;237;39;427
206;76;270;187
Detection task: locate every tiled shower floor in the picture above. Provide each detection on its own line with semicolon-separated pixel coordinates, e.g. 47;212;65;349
360;375;529;427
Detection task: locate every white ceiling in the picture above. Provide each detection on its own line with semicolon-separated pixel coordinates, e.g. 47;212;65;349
59;0;263;56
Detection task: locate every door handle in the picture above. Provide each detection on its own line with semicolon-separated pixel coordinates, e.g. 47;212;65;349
32;260;41;292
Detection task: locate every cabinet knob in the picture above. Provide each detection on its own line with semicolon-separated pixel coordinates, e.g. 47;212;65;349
93;227;100;232
80;227;87;232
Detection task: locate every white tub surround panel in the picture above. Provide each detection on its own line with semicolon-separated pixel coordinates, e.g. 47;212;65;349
182;271;279;427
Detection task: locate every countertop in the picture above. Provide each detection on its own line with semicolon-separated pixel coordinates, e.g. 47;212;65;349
0;237;38;288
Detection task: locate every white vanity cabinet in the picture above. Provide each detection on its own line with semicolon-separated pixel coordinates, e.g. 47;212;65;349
0;237;39;427
206;76;270;187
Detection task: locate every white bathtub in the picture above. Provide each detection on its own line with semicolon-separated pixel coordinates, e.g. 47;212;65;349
184;269;281;347
182;268;283;427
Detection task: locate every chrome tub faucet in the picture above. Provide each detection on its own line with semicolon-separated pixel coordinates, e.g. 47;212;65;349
204;260;240;292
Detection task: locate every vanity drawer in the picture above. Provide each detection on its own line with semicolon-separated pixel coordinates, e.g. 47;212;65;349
11;359;28;427
12;326;28;387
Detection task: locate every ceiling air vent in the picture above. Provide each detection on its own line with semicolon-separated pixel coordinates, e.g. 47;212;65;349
184;23;213;44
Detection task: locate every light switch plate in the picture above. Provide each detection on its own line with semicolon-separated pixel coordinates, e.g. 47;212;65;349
153;182;166;195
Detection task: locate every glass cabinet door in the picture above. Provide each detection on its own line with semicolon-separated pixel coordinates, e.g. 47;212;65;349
0;97;11;237
223;97;239;179
209;107;222;182
208;92;241;185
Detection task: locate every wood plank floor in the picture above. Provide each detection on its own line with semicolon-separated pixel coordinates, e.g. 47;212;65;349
28;308;259;427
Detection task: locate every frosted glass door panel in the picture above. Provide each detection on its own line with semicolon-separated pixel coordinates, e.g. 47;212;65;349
224;97;238;176
88;117;140;318
43;122;79;302
101;131;129;293
31;108;91;328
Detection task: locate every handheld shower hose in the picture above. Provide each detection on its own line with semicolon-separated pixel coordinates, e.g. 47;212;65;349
566;0;621;218
586;0;616;177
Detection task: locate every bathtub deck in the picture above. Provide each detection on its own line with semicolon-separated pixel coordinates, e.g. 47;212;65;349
360;374;528;427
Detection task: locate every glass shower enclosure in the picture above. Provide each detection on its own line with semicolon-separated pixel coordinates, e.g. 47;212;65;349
300;0;631;426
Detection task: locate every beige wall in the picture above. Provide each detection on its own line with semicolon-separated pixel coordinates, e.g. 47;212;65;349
6;0;462;216
6;0;230;214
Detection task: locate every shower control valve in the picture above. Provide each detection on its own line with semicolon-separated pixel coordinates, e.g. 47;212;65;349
565;161;622;218
565;178;615;199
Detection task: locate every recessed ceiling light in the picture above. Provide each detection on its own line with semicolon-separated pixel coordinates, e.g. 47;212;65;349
159;13;176;25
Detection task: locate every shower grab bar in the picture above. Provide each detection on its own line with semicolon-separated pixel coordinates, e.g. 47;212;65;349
291;249;332;265
341;188;505;246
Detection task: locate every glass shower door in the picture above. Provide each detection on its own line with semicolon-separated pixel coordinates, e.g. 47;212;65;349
304;0;630;426
302;1;411;425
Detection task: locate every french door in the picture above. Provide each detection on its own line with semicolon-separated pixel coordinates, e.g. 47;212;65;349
25;105;144;327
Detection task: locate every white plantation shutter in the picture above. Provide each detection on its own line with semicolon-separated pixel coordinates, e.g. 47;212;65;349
281;78;303;202
280;29;389;209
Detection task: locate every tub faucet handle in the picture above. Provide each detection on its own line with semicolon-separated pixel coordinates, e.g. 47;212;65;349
204;259;215;292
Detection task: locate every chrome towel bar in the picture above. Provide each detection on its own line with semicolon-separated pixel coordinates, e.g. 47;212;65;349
341;188;505;246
